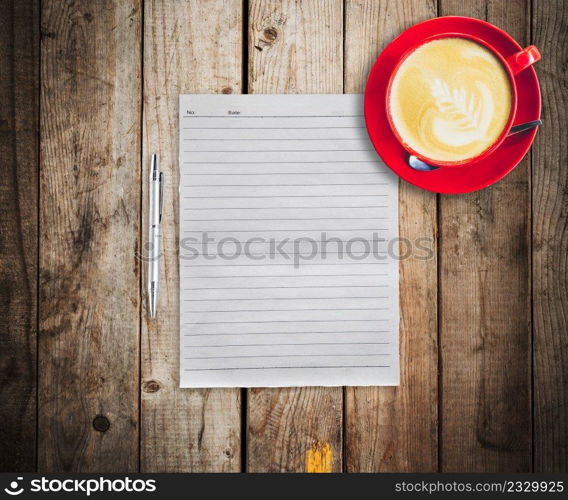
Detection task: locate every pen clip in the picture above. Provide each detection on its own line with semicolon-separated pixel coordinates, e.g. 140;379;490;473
158;172;164;223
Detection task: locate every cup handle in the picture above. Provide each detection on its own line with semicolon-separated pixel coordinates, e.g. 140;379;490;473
506;45;541;75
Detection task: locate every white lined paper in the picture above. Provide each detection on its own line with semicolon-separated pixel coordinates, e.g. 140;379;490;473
179;94;399;387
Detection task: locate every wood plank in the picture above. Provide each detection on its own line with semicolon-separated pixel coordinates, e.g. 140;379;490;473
532;0;568;473
438;0;532;472
39;0;142;471
0;0;39;472
246;0;343;473
140;0;242;472
344;0;438;472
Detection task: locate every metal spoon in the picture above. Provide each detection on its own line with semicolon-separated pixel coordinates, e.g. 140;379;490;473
408;119;542;171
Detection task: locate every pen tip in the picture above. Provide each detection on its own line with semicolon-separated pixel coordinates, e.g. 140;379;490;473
148;292;157;319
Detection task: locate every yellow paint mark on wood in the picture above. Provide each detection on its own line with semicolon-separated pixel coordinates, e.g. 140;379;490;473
306;442;333;473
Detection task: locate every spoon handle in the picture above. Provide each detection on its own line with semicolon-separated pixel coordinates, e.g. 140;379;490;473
508;119;542;136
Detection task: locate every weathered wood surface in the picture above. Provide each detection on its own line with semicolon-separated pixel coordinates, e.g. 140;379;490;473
344;0;438;473
438;0;532;472
246;0;344;473
532;0;568;473
0;0;39;472
1;0;566;473
141;0;242;472
38;0;142;471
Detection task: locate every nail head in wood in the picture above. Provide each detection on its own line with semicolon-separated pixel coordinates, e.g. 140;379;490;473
93;415;110;433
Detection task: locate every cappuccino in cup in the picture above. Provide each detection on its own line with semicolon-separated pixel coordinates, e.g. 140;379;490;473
388;37;512;164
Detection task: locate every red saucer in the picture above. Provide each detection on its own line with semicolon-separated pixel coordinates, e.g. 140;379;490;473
364;16;541;194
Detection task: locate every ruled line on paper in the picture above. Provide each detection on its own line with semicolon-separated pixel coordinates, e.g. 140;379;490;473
183;319;390;325
183;217;389;221
184;342;391;347
183;150;375;153
179;94;399;388
183;194;389;199
181;264;389;268
184;206;389;209
183;126;367;129
186;353;391;359
184;308;390;313
180;274;389;279
189;239;385;245
183;285;389;290
183;138;370;141
182;114;364;118
184;330;390;336
181;253;385;257
182;161;382;164
182;229;390;232
182;172;387;175
183;296;389;301
184;366;391;372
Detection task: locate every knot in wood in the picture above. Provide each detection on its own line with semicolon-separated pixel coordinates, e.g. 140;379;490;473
263;27;278;42
93;415;110;433
143;380;161;393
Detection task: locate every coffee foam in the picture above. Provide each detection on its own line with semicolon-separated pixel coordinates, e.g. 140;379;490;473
389;38;512;163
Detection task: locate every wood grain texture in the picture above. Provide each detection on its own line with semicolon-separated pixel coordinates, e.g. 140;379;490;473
0;0;39;472
141;0;242;472
438;0;532;472
0;0;562;473
532;0;568;473
344;0;438;472
39;0;141;472
246;0;344;472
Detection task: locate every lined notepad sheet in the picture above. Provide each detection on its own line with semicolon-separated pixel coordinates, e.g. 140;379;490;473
179;94;399;388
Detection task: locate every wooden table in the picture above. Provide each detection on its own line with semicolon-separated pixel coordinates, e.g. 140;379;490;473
1;0;566;473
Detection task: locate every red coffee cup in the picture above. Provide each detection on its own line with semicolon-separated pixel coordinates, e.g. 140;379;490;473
384;33;540;168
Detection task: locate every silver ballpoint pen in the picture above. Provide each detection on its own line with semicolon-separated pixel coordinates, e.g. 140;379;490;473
148;153;164;319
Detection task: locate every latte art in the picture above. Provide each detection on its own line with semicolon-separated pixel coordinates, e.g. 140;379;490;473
429;79;493;147
388;38;512;163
